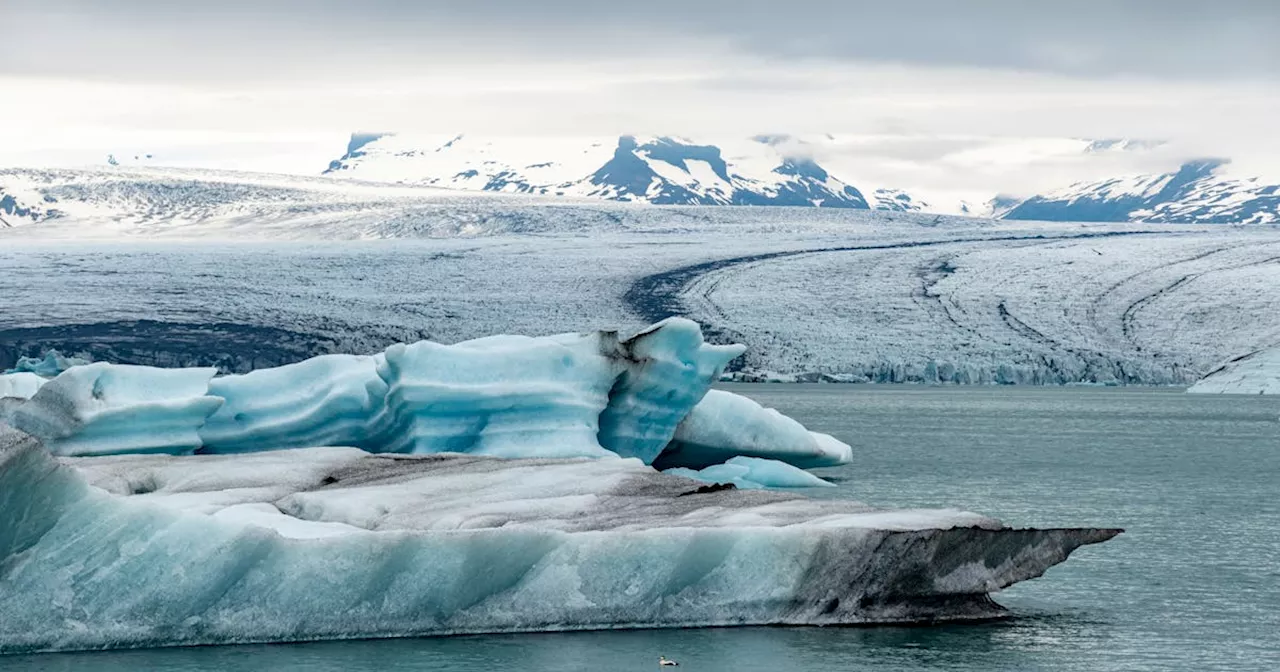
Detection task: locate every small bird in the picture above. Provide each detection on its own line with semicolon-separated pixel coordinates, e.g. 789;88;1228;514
659;655;680;667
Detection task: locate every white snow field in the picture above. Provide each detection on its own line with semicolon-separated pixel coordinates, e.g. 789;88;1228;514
0;425;1120;653
1;166;1278;386
1188;347;1280;395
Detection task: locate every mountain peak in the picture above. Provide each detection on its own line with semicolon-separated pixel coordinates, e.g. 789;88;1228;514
324;133;869;208
1003;158;1276;224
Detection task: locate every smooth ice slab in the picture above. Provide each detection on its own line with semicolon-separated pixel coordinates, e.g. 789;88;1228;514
657;389;853;469
0;427;1120;654
664;456;835;489
1188;347;1280;395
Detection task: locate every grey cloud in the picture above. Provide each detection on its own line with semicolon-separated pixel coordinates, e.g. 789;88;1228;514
3;0;1278;82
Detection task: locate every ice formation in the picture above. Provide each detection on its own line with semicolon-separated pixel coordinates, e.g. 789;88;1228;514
0;426;1121;654
201;354;386;453
0;372;45;401
656;390;852;469
2;350;88;377
9;364;221;456
664;456;835;489
3;319;846;471
1188;347;1280;395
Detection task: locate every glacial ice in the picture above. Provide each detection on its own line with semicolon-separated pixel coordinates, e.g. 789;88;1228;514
4;319;848;471
0;372;45;401
0;425;1121;654
656;389;853;469
10;363;222;456
376;332;619;458
1188;347;1280;395
202;354;387;453
664;456;835;489
2;350;88;377
596;321;746;464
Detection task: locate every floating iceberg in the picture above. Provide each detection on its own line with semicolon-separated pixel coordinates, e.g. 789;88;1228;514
2;350;88;377
0;372;46;401
0;426;1120;654
656;389;852;469
4;319;842;470
664;455;835;489
1188;347;1280;395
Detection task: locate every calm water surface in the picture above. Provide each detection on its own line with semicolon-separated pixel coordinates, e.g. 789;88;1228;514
11;386;1280;671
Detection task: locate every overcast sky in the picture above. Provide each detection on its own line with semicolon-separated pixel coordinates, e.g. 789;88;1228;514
3;0;1279;187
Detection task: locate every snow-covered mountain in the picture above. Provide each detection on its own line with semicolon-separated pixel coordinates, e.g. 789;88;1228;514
1002;159;1280;224
322;132;1277;223
324;134;870;208
5;134;1277;226
0;183;61;227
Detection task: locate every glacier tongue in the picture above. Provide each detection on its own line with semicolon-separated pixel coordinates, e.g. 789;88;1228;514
1188;347;1280;395
4;319;846;471
0;426;1120;654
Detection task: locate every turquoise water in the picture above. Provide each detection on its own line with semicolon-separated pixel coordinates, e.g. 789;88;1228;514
10;386;1280;671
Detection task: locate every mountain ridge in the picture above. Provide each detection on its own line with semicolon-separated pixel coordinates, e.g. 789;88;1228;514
323;132;1278;224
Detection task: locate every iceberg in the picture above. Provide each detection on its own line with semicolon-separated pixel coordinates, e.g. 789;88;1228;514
375;332;619;458
1188;347;1280;395
9;363;222;456
0;372;45;401
656;389;853;469
664;456;836;489
4;319;846;470
201;354;389;454
2;350;88;377
0;426;1120;654
596;321;745;463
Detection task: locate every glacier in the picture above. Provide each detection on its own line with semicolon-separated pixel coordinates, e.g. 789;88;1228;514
3;222;1277;386
1188;347;1280;395
0;425;1120;654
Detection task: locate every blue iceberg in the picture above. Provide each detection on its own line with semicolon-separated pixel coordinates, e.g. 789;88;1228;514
5;319;841;469
0;319;1122;654
2;350;89;377
0;426;1120;654
657;389;853;470
665;455;836;489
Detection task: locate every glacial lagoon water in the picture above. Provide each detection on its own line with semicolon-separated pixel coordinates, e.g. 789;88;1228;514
10;385;1280;671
